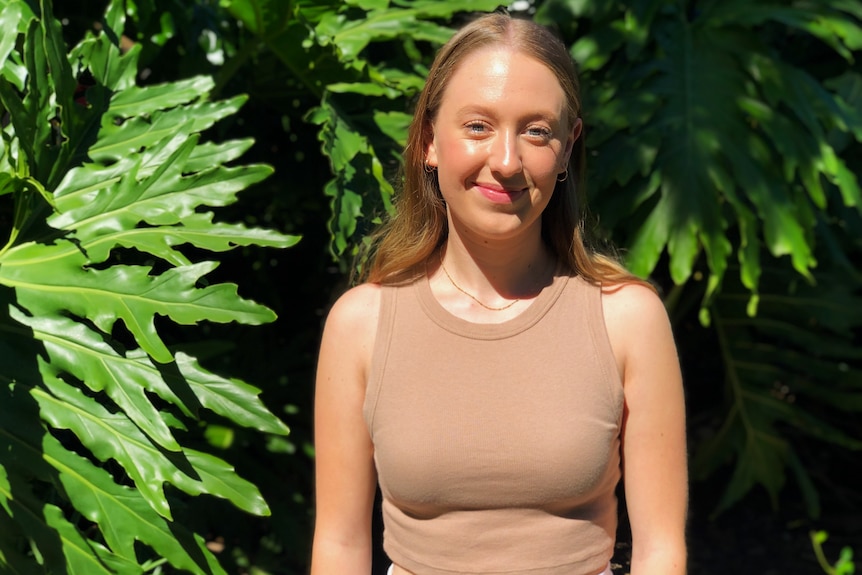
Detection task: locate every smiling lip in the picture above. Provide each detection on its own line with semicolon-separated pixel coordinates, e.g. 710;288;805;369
474;183;528;204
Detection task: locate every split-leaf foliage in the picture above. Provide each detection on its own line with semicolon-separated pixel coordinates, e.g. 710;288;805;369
3;0;862;572
0;0;297;572
242;0;862;520
233;0;862;520
533;0;862;517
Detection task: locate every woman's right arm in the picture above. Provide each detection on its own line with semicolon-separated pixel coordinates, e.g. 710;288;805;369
310;284;381;575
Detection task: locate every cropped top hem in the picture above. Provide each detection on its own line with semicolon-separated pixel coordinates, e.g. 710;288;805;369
386;547;614;575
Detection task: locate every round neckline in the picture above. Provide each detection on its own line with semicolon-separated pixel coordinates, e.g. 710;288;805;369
415;264;570;340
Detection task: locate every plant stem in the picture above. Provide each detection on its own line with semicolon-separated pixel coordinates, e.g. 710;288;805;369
810;531;836;575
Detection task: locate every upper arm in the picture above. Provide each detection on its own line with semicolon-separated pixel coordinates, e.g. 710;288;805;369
311;283;381;572
602;283;687;573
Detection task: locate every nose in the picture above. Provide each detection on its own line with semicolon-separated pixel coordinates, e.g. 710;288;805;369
489;129;522;178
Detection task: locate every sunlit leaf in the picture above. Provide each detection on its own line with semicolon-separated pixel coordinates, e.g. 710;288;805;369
0;1;292;571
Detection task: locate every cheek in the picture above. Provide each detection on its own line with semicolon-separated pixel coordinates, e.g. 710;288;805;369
526;149;565;180
436;140;484;177
437;136;480;160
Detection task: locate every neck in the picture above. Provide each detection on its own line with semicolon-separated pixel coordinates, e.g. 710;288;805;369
436;229;555;304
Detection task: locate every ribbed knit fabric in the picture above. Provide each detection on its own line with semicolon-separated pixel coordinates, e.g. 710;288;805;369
364;271;624;575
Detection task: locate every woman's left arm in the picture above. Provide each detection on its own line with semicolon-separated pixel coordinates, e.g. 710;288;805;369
603;283;688;575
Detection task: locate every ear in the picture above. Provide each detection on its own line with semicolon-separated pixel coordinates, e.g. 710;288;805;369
425;123;439;168
561;118;583;168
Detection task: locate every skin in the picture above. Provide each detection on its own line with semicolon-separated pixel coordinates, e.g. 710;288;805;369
425;47;578;321
311;46;687;575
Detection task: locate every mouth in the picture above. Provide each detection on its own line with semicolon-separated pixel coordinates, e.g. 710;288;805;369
473;182;528;204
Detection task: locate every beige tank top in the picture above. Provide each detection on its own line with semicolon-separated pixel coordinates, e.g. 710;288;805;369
364;270;623;575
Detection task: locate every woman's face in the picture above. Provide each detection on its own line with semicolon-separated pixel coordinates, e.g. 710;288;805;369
426;46;580;245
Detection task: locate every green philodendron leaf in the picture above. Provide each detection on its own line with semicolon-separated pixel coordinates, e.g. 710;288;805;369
0;463;10;516
43;433;228;574
779;401;862;449
315;0;499;62
43;504;143;575
825;71;862;143
183;138;256;172
244;1;498;259
0;386;91;572
20;310;186;451
759;189;817;276
581;1;862;305
225;0;293;37
716;420;789;512
571;24;625;72
0;516;34;575
397;0;502;19
0;3;29;66
40;1;74;118
16;214;299;268
87;96;247;163
368;64;426;94
107;75;216;118
0;172;14;197
786;450;821;519
734;5;862;61
0;128;281;363
575;0;862;515
51;133;272;237
30;376;175;520
104;215;299;267
317;8;454;61
692;392;791;515
179;448;272;513
347;0;388;10
14;307;291;438
373;110;411;147
1;0;293;571
327;81;403;98
697;259;862;517
623;194;670;278
830;153;862;208
307;101;365;170
33;373;270;519
2;253;275;363
0;75;35;171
325;180;362;254
44;133;212;211
171;351;291;435
18;9;68;185
0;492;77;573
310;98;395;255
71;25;139;92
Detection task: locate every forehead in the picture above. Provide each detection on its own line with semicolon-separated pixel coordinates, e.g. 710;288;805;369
438;47;566;117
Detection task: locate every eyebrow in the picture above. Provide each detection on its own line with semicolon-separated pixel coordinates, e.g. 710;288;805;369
453;106;564;125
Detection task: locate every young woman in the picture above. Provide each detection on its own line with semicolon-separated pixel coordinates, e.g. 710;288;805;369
311;11;687;575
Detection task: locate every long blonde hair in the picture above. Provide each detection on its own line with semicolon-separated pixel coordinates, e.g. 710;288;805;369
360;12;646;289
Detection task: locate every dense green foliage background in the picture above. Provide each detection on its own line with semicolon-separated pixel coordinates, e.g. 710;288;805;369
1;0;860;573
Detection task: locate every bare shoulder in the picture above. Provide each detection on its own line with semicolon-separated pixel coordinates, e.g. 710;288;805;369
319;283;383;380
324;282;382;332
601;281;669;330
600;281;676;375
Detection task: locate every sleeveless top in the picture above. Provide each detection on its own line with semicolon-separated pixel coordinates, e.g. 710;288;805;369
363;270;624;575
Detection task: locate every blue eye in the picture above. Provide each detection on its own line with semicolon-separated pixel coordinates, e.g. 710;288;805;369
467;122;486;133
527;126;552;138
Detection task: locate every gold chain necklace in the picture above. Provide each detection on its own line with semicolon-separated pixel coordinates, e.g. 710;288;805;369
439;258;520;311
